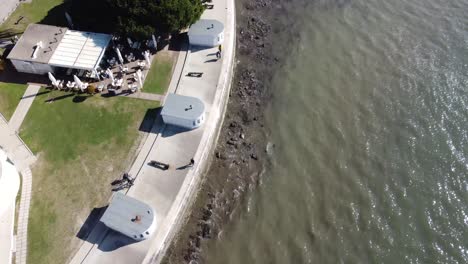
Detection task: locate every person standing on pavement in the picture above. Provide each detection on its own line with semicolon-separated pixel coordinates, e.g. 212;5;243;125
216;45;222;59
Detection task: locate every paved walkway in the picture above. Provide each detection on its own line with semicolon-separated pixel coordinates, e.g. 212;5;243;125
0;84;39;264
0;0;19;24
9;84;41;132
70;0;235;263
0;114;35;264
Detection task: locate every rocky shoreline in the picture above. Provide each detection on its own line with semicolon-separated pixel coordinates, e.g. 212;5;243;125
162;1;289;263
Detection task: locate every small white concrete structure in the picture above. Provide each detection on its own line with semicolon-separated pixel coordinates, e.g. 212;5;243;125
161;93;205;129
188;19;224;47
100;193;156;241
0;149;20;264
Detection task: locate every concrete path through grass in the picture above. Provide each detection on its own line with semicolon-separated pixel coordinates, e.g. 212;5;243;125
9;85;41;132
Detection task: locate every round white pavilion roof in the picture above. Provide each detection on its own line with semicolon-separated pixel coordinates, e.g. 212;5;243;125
0;149;20;216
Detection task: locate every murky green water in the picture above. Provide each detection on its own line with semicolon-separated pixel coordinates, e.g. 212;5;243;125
203;0;468;263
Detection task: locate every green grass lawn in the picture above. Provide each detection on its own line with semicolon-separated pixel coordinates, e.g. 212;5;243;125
0;82;27;120
143;53;175;95
20;90;158;264
0;0;65;33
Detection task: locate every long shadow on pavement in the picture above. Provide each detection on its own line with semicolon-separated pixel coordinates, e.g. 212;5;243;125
76;206;108;243
97;230;138;252
76;206;138;252
161;125;191;138
167;33;188;52
138;107;162;133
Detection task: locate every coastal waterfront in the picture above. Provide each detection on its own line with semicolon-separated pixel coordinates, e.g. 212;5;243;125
168;0;468;263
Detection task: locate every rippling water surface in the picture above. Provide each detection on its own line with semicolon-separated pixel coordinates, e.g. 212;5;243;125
203;0;468;263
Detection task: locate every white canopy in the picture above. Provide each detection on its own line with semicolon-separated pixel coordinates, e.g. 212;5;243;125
136;69;143;89
115;47;124;65
48;30;112;70
73;75;83;88
48;72;57;86
152;35;157;50
106;68;114;82
144;51;151;67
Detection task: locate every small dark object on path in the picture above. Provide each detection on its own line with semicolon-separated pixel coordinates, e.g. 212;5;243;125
149;160;170;170
111;179;124;186
111;172;134;187
112;181;133;192
15;16;24;25
189;158;195;167
111;173;135;191
123;173;135;184
187;72;203;78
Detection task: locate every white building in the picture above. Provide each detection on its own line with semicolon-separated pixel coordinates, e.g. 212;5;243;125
188;19;224;47
100;193;156;241
0;149;20;264
161;93;205;129
7;24;112;75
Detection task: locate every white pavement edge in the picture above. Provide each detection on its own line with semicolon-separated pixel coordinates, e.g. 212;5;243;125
9;85;41;132
142;0;237;262
15;168;32;264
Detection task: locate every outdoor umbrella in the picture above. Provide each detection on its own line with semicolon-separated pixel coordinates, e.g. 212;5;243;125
93;69;101;80
73;75;83;89
115;47;124;65
48;72;58;87
144;51;151;67
152;35;157;50
136;69;143;89
106;68;114;82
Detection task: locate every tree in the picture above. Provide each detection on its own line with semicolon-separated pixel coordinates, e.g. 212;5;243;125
69;0;116;33
70;0;204;39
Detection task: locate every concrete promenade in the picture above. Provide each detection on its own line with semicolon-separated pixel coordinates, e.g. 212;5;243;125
70;0;236;263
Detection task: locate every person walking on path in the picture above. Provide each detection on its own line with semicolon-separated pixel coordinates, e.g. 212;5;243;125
216;45;222;59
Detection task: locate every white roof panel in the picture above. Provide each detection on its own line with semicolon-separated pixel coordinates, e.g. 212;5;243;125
49;30;112;70
188;19;224;37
